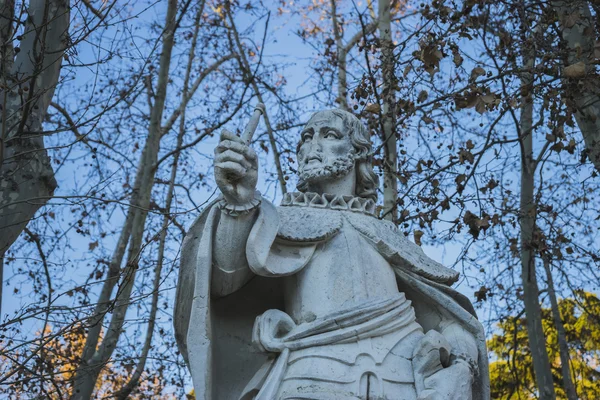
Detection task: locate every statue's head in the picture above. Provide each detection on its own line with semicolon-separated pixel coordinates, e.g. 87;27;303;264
296;109;379;201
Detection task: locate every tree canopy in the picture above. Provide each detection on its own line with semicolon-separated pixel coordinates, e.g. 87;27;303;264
489;291;600;399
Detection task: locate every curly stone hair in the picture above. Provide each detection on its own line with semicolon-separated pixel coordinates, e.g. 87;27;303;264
296;109;379;202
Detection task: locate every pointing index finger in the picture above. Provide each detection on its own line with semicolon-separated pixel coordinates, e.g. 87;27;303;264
220;129;245;144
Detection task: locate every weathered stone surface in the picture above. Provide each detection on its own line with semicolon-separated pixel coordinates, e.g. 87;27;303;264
276;204;342;242
174;109;490;400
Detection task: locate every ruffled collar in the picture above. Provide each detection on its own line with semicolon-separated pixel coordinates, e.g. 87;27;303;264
280;192;376;217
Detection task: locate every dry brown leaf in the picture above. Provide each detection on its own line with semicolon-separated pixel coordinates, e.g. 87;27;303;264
453;50;463;67
475;99;486;114
414;230;424;246
470;66;485;81
481;94;496;104
365;103;381;114
564;61;586;78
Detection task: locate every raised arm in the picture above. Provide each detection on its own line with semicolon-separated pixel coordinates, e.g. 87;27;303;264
211;130;260;296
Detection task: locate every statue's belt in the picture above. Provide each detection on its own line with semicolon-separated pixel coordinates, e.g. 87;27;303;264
242;294;420;399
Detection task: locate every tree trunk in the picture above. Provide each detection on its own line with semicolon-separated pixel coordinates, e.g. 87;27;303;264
331;0;348;111
70;1;179;398
113;3;204;396
331;0;378;111
553;0;600;172
0;0;69;313
379;0;397;222
542;258;578;400
519;48;557;399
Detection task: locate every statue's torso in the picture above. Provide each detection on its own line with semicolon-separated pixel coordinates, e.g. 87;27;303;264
277;210;423;399
283;220;400;324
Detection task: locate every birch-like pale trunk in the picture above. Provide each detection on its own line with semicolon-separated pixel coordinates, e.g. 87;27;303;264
542;258;578;400
379;0;397;222
519;49;556;399
331;0;378;111
114;96;183;400
550;3;598;397
70;1;179;398
331;0;348;110
113;4;204;397
227;9;287;195
0;0;69;313
553;0;600;172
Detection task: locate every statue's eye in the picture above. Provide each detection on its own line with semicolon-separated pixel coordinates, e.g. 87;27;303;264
302;132;313;142
325;130;339;139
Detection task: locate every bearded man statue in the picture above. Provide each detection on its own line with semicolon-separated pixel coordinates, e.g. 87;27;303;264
174;109;490;400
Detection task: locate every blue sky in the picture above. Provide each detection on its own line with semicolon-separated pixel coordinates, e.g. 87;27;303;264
2;0;484;332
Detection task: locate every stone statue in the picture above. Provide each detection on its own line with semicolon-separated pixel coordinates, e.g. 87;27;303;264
174;109;490;400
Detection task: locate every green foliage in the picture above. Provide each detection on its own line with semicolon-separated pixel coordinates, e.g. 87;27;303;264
488;292;600;399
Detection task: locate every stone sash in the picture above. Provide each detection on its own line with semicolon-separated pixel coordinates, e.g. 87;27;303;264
242;294;420;399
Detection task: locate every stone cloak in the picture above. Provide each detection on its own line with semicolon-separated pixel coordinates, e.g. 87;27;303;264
174;198;490;399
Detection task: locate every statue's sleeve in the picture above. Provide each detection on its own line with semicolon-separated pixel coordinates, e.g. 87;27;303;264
211;206;257;297
245;202;318;277
212;198;319;296
175;199;287;399
211;197;279;297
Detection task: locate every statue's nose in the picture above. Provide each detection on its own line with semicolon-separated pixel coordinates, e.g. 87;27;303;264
308;136;323;153
302;140;323;164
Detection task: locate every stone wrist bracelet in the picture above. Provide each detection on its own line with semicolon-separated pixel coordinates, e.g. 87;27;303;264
217;191;261;217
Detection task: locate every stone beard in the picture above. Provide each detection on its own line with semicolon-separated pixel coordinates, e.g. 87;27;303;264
174;109;490;400
297;151;355;183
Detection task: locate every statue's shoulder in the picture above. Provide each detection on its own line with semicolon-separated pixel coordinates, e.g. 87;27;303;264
274;192;377;242
273;198;458;284
343;210;397;234
275;205;342;242
342;211;406;247
343;211;460;285
275;204;383;243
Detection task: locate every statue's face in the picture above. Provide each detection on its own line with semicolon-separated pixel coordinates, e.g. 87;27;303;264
297;111;355;185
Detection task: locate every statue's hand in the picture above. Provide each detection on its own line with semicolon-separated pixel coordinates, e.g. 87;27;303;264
214;129;258;205
413;331;474;400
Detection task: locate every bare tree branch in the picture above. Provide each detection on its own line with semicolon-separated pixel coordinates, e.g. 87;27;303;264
226;8;287;195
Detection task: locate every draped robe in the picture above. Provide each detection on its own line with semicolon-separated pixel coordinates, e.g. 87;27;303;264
174;193;490;399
